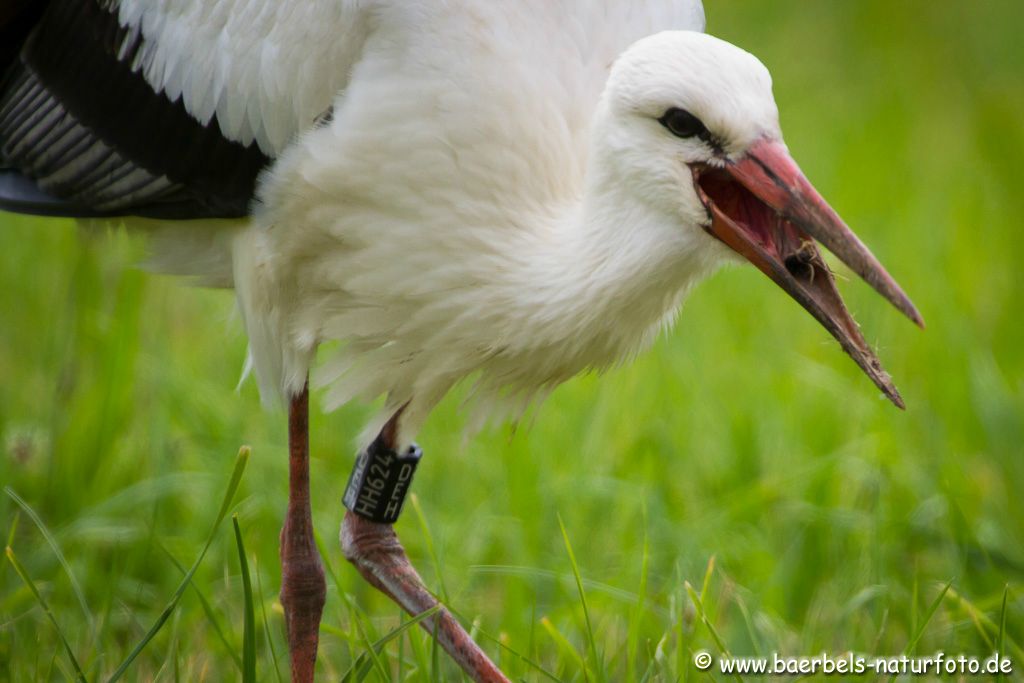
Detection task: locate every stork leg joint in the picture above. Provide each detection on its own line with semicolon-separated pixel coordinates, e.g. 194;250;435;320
279;523;326;678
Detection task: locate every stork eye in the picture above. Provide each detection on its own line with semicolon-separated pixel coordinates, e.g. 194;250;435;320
659;108;708;139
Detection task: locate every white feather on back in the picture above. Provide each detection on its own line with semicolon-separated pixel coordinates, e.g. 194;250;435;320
113;0;368;155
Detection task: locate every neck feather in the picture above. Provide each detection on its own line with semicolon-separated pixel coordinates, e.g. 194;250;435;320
510;158;723;369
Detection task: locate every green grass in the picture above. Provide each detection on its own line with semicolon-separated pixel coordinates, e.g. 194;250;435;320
1;1;1022;680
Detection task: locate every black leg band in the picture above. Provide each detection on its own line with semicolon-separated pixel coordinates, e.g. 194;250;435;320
343;435;423;524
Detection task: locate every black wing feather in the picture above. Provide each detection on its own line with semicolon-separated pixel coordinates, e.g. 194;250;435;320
0;0;273;219
0;0;46;74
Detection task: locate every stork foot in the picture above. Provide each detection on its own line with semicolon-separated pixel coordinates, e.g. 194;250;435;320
341;510;510;683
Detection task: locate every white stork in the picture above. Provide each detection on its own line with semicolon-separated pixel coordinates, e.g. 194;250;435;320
0;1;922;681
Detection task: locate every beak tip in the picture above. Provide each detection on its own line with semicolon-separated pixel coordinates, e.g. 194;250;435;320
882;378;906;409
903;300;925;329
889;288;924;329
881;383;906;410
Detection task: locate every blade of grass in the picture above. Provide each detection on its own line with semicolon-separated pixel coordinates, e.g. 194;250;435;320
699;555;716;605
445;612;562;683
1;510;18;585
540;616;587;677
734;593;761;658
398;611;406;682
556;514;599;681
696;555;717;680
158;540;243;672
640;631;671;683
684;580;741;683
466;622;482;683
340;593;393;683
173;624;180;683
675;565;687;682
946;586;1024;661
430;609;441;683
341;605;442;682
53;654;73;681
528;600;537;676
949;586;995;651
5;508;18;546
910;568;919;654
320;622;349;640
253;557;284;683
871;607;889;655
105;445;250;683
314;529;340;593
155;606;182;683
887;579;951;683
626;523;649;683
315;527;373;651
407;609;432;679
996;585;1008;683
469;565;643;609
410;494;449;603
316;530;372;660
5;487;92;624
232;515;256;683
5;546;88;683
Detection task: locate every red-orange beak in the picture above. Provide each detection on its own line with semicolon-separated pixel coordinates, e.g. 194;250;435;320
693;139;922;408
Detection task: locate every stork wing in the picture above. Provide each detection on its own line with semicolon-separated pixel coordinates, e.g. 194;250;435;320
0;0;363;219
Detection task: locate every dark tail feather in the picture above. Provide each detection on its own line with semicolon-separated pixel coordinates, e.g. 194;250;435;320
1;1;73;217
0;167;107;217
1;0;48;75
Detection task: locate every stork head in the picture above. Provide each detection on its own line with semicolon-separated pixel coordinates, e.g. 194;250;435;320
599;31;922;407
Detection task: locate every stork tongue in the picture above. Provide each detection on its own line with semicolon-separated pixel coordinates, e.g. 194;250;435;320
692;139;920;408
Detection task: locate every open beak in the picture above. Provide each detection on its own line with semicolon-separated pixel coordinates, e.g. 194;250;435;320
692;138;922;408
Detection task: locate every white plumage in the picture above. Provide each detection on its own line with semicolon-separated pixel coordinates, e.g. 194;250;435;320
225;5;777;446
114;0;367;154
65;0;909;448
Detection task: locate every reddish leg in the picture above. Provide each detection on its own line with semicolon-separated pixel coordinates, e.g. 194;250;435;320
340;414;508;682
280;383;326;683
341;511;510;683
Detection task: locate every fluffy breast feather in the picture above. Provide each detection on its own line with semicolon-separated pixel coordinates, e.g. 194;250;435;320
233;0;707;444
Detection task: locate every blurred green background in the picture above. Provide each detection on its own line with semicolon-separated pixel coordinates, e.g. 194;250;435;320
1;1;1022;680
